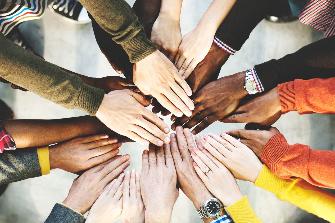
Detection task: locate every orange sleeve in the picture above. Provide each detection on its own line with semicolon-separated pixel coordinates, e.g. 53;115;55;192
277;78;335;114
260;133;335;189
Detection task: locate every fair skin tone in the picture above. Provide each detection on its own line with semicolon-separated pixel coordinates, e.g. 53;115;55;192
121;170;144;223
141;144;179;223
201;133;263;183
133;50;194;117
228;128;280;157
49;134;121;173
151;0;183;61
170;128;215;223
86;174;125;223
175;0;236;79
62;155;130;214
96;89;170;146
192;148;243;207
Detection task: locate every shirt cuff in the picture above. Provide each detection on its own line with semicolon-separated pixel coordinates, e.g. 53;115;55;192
260;133;290;175
0;127;16;153
210;214;233;223
277;81;296;113
45;203;85;223
226;196;261;223
77;83;105;115
213;37;237;55
37;146;50;175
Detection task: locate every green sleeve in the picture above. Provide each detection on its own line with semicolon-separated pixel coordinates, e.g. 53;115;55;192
0;34;104;115
80;0;157;63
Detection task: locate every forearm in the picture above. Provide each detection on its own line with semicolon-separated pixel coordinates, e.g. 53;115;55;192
254;36;335;91
79;0;156;63
197;0;237;35
159;0;183;21
255;166;335;222
0;34;104;115
3;116;108;148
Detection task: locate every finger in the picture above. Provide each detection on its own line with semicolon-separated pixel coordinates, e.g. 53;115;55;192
223;112;250;123
173;71;193;96
202;139;227;164
80;134;110;144
141;150;149;174
130;170;136;198
90;143;121;157
195;136;205;150
130;91;152;107
110;173;125;197
176;55;186;70
191;151;209;172
163;89;192;117
202;149;222;167
164;143;174;168
221;133;248;149
193;163;208;184
135;118;166;145
126;131;147;144
207;134;235;152
101;160;130;186
123;171;130;205
194;149;217;170
148;146;157;169
192;116;217;134
88;149;120;168
155;94;183;117
183;109;213;130
203;137;232;159
99;155;130;179
156;144;165;165
170;82;194;111
142;109;170;134
131;125;162;146
183;128;197;152
114;182;124;200
91;155;122;173
135;171;141;200
226;129;258;140
182;60;198;79
178;58;191;76
170;133;182;165
175;126;191;161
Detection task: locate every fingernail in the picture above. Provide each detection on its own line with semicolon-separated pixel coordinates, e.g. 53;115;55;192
110;139;118;143
102;135;109;138
164;136;170;143
119;173;125;178
164;128;170;133
157;141;163;146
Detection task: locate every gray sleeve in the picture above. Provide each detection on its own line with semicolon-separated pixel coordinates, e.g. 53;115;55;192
45;203;85;223
0;148;41;185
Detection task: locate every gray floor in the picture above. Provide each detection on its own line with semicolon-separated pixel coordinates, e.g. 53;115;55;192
0;1;334;222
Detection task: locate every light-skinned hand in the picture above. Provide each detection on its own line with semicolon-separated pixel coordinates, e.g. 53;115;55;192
201;133;262;183
133;50;194;117
192;148;243;207
62;155;130;214
141;144;178;223
170;127;212;209
227;128;280;157
49;134;121;173
86;174;125;223
96;89;170;146
223;87;282;125
121;170;144;223
173;72;248;133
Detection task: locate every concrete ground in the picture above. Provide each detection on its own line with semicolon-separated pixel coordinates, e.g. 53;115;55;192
0;0;334;222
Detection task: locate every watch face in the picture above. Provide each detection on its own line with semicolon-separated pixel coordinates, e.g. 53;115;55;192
206;200;221;217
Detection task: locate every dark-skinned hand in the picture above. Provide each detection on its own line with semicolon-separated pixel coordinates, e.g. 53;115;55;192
173;72;248;133
223;87;282;126
227;127;280;157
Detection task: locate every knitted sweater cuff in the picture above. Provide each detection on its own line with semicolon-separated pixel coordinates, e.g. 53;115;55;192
260;133;290;175
45;203;85;223
77;84;104;115
226;196;261;223
121;31;157;63
278;81;296;113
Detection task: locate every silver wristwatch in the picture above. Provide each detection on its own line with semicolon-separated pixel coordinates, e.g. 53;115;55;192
197;198;223;219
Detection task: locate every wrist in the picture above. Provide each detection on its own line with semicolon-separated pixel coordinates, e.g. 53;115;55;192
160;0;182;21
145;208;172;223
157;10;180;23
221;192;243;207
227;72;249;99
62;198;85;214
192;190;213;210
49;146;59;170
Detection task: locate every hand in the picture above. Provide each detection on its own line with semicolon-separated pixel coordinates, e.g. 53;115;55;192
200;133;262;183
192;148;243;207
133;50;194;117
223;88;282;125
186;42;230;93
141;144;178;223
170;127;212;209
49;134;121;173
227;128;280;157
90;76;138;94
175;27;214;79
62;155;130;214
86;174;125;223
173;72;248;133
151;13;182;61
121;170;144;223
96;89;170;146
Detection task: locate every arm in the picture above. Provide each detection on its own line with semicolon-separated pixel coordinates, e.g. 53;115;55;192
3;116;112;148
278;78;335;114
255;166;335;223
261;133;335;189
254;36;335;91
0;34;104;115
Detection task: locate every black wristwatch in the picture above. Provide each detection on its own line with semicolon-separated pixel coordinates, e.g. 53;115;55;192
197;198;223;219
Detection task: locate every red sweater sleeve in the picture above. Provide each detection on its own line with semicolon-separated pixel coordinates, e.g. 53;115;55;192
277;78;335;114
260;133;335;189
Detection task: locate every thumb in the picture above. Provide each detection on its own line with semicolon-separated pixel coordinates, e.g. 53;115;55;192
130;91;152;107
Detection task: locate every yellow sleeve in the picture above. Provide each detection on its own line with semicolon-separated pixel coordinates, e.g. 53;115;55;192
255;165;335;223
37;147;50;175
226;196;262;223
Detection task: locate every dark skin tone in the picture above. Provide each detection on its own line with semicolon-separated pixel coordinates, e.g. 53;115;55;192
173;71;248;133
